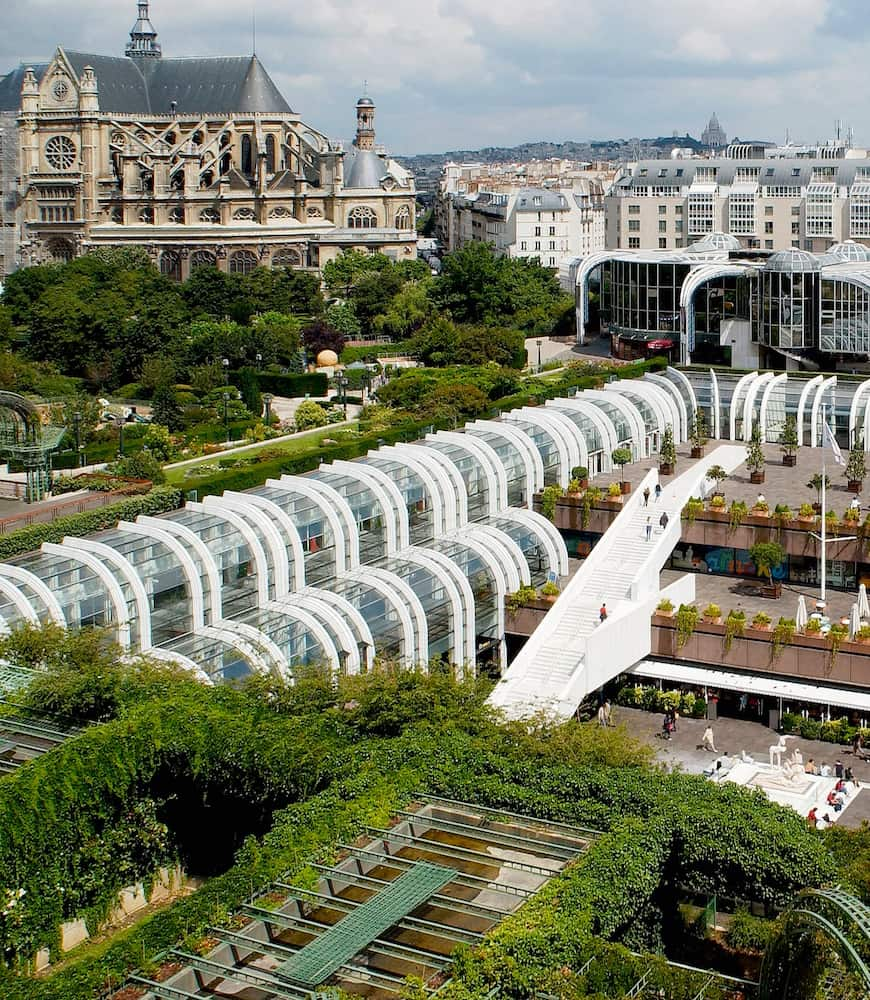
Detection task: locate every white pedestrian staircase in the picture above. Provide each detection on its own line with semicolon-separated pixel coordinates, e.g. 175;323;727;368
488;445;746;719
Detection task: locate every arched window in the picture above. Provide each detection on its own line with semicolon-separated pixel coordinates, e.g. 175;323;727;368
233;207;256;221
200;208;220;224
229;250;258;275
190;250;217;269
169;205;184;223
241;134;253;175
139;207;154;224
160;251;182;281
394;205;411;230
348;205;377;229
46;238;75;262
265;135;276;173
269;206;293;221
272;248;302;269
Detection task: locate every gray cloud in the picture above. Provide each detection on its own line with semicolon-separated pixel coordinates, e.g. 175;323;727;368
3;0;867;153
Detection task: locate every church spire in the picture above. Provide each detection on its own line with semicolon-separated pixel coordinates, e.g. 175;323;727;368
126;1;162;59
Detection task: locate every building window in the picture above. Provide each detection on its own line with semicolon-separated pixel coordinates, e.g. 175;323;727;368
46;238;75;261
520;241;527;250
764;239;774;249
549;241;556;249
748;238;760;249
764;221;774;234
628;204;640;215
169;206;184;223
265;135;276;173
791;205;801;216
658;237;667;248
628;236;640;248
675;205;683;214
394;205;411;229
549;256;556;266
534;241;540;250
729;192;755;235
139;207;154;224
658;205;667;215
348;206;377;229
233;207;256;221
45;135;76;171
241;134;253;175
792;222;800;235
534;226;541;236
200;208;220;223
549;226;556;236
272;248;302;268
628;220;640;232
160;251;182;281
806;183;835;237
764;205;774;216
687;191;715;234
229;250;259;274
675;220;683;232
190;250;217;269
658;220;667;233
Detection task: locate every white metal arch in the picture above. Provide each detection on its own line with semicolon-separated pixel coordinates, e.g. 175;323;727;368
425;431;507;514
42;542;132;648
368;447;445;538
606;380;670;445
467;419;543;500
505;407;574;487
0;577;39;625
0;608;9;636
224;619;293;679
266;477;352;575
397;442;468;528
709;368;721;440
312;465;397;562
680;264;751;364
277;475;361;571
196;624;280;680
340;565;428;666
665;366;699;423
137;515;222;622
810;376;837;447
728;371;759;441
273;591;362;673
549;397;617;474
224;491;305;592
575;249;627;331
118;520;205;629
492;507;570;577
187;500;271;605
796;374;824;446
401;547;474;672
252;603;338;677
205;494;290;600
465;524;527;590
759;372;789;444
644;372;688;439
0;564;65;625
301;586;376;671
535;405;587;475
333;459;410;551
742;371;774;442
849;378;870;448
583;389;648;459
146;646;212;684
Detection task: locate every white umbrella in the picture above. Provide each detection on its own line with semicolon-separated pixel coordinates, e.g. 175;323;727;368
859;583;870;620
796;594;808;631
851;602;862;639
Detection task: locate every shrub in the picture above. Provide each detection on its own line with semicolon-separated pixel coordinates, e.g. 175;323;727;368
607;482;622;497
656;598;674;613
726;908;778;952
540;581;560;598
702;603;721;619
799;502;815;518
540;483;564;520
675;604;699;648
293;399;328;430
752;611;772;628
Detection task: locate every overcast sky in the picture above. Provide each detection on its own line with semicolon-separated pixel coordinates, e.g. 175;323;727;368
2;0;867;155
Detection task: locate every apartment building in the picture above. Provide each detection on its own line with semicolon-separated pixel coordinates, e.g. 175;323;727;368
605;145;870;256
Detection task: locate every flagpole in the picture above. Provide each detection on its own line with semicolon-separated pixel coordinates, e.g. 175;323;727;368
821;403;827;603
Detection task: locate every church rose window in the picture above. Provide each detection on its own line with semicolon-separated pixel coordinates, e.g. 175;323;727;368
52;79;69;101
45;136;76;171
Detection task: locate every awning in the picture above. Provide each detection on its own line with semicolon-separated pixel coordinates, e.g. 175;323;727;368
629;659;870;714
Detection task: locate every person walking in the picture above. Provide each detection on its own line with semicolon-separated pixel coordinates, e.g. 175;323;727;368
599;603;607;623
701;726;718;752
645;517;652;541
643;486;650;507
597;703;607;727
604;699;613;727
659;511;669;531
654;483;662;502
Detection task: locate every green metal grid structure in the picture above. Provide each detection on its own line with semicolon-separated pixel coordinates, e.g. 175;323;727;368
0;663;35;695
0;392;65;502
275;861;455;987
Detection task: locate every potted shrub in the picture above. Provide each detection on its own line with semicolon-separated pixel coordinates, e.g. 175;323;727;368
855;624;870;644
659;426;676;476
606;482;624;503
707;463;727;498
540;580;561;603
772;617;796;658
805;617;822;635
751;611;772;631
780;414;798;467
683;496;705;524
749;540;785;598
690;408;708;459
571;465;589;490
724;608;746;652
656;597;675;617
798;502;816;523
702;603;722;624
540;484;564;520
675;603;699;648
746;424;765;484
751;497;770;517
844;504;860;526
845;443;866;494
807;473;830;513
506;584;539;619
567;477;584;497
709;494;726;511
729;499;748;531
826;508;840;538
611;447;633;493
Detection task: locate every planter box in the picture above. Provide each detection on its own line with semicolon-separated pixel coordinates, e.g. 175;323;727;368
620;481;632;495
782;454;797;467
690;446;704;459
749;470;765;484
660;462;674;475
848;480;862;494
760;582;782;599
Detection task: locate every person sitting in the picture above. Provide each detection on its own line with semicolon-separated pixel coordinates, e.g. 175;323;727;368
820;762;832;777
844;765;857;786
827;790;843;812
807;807;818;827
804;758;817;775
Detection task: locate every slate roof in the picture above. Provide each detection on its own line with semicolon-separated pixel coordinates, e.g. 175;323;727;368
0;52;293;115
344;148;387;189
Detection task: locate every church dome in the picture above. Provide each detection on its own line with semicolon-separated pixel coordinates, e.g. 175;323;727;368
344;148;386;189
821;240;870;264
764;248;821;273
356;96;374;107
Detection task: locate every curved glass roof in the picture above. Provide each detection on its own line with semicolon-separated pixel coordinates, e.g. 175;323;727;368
687;232;742;253
820;240;870;264
764;248;821;273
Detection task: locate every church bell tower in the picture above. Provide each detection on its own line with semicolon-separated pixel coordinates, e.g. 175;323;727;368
355;93;376;151
126;1;162;58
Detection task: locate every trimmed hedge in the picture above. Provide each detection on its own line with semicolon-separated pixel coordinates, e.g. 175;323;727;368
0;487;182;560
232;372;328;398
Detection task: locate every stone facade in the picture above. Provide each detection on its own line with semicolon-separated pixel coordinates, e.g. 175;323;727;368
0;4;416;279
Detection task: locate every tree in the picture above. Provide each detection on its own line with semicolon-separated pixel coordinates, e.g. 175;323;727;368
140;357;178;395
807;472;831;503
411;316;461;366
150;385;184;431
141;423;175;461
301;319;346;358
845;443;866;487
325;301;361;339
113;450;166;484
419;383;490;423
611;447;632;480
237;366;262;419
745;424;765;473
373;282;432;341
322;249;392;296
293;399;328;430
690;408;708;450
749;541;785;583
706;464;727;494
659;426;676;469
250;311;301;364
780;414;799;458
350;268;404;336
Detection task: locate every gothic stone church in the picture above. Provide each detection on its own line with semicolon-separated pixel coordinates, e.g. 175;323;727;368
0;2;416;279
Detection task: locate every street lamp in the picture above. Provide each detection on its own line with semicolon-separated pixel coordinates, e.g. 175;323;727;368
536;338;543;372
339;377;349;420
255;352;262;370
222;391;230;443
72;412;82;468
263;392;274;425
222;357;229;384
115;415;125;458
